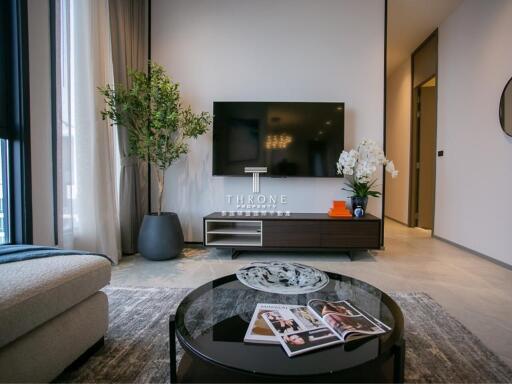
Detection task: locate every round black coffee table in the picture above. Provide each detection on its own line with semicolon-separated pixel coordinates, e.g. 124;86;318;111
170;272;405;383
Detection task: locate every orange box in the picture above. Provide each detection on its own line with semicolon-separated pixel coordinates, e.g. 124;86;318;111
328;200;352;217
328;209;352;217
332;200;347;210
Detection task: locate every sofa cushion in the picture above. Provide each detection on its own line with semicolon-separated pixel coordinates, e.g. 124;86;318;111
0;291;108;383
0;255;111;348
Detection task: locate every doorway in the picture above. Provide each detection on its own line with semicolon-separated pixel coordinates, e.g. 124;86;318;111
411;77;436;229
409;32;438;230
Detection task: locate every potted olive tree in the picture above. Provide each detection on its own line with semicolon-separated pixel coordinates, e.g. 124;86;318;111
100;62;211;260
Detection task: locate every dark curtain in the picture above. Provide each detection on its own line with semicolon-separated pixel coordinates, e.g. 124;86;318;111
0;0;8;140
108;0;148;254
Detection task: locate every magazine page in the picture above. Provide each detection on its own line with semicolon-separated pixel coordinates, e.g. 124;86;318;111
289;306;324;329
307;299;386;341
244;303;304;344
262;309;342;357
343;301;391;332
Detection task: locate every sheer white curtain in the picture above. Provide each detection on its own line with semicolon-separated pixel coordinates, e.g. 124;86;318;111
57;0;121;262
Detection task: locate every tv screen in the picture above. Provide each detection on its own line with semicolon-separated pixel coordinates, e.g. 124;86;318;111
212;102;344;177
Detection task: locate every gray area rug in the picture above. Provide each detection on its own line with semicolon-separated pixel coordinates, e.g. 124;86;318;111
56;287;512;383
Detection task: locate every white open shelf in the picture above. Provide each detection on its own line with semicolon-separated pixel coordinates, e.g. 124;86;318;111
207;227;261;235
205;220;262;247
206;237;262;247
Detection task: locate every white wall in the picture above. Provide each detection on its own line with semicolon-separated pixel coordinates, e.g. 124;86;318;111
436;0;512;265
152;0;385;241
385;58;411;224
27;0;55;245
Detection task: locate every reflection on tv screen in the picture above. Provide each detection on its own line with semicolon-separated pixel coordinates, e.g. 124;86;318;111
213;102;344;177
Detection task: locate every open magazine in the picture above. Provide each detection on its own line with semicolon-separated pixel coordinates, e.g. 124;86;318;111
308;299;390;340
244;303;305;344
245;300;390;357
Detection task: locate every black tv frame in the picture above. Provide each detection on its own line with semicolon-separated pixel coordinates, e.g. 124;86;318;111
212;101;345;178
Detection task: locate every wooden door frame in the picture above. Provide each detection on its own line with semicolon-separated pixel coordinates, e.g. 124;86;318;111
408;30;438;231
409;75;436;228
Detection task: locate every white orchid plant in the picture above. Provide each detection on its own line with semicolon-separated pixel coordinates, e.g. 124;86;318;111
336;139;398;198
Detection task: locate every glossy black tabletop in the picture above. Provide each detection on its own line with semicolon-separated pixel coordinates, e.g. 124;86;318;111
175;272;404;378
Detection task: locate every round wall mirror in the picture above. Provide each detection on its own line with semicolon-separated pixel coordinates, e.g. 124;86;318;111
499;76;512;136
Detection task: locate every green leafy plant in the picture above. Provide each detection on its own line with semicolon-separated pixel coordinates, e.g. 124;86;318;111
99;62;211;215
342;179;381;198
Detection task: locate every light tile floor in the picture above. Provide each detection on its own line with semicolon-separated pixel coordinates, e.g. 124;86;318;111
112;219;512;367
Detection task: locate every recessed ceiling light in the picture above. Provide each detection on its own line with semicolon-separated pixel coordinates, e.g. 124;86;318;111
325;121;331;125
319;130;324;135
336;106;343;111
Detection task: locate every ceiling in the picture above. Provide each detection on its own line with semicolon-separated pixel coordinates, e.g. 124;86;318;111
387;0;463;76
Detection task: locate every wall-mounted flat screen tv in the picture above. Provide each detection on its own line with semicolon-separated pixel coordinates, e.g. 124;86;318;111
212;102;344;177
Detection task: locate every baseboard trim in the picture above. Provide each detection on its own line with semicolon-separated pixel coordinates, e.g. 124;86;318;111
433;234;512;271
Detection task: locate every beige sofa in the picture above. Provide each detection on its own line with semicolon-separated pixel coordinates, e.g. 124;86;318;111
0;255;111;382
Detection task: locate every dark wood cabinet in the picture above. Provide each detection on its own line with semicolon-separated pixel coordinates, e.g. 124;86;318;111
204;213;381;259
263;221;321;247
320;221;380;249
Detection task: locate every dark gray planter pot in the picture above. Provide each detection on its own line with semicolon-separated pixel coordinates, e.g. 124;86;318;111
138;212;184;260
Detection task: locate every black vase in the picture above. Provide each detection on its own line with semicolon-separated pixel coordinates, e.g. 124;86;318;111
138;212;184;260
351;196;368;217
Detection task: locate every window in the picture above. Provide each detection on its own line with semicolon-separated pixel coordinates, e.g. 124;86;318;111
0;0;32;245
0;140;9;244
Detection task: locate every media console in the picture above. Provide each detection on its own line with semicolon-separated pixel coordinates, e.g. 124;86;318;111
203;212;381;259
